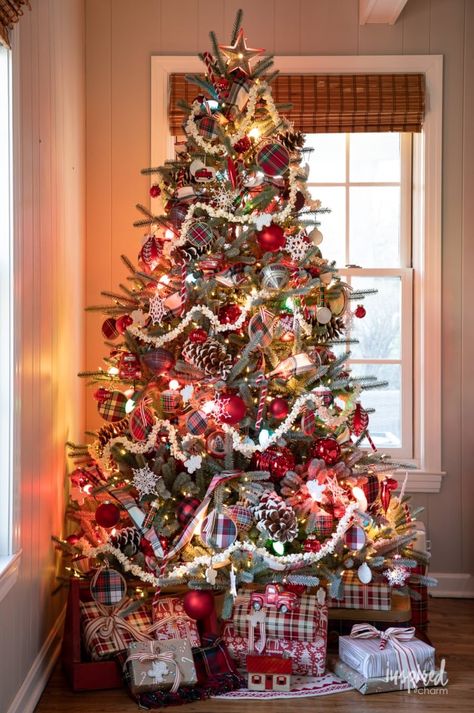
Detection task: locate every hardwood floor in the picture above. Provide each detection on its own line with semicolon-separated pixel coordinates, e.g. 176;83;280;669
35;597;474;712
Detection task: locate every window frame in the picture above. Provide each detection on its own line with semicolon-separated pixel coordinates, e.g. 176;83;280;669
150;53;444;493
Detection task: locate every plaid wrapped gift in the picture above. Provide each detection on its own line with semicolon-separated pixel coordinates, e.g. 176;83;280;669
193;635;239;684
186;409;208;436
230;591;328;643
187;221;213;249
80;599;151;661
124;638;197;695
257;143;290;177
90;567;126;607
97;390;127;422
201;509;238;549
152;596;201;648
222;622;326;677
328;572;392;611
408;564;429;630
196;115;219;140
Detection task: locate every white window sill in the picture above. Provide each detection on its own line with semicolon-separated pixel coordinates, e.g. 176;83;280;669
0;550;21;603
395;469;445;493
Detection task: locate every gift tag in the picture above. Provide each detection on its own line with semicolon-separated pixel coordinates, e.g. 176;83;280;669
90;566;127;606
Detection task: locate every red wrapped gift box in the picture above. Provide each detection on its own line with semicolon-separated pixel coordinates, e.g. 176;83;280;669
152;595;201;648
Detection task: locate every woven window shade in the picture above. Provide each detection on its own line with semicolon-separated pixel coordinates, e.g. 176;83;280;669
0;0;30;48
169;72;425;134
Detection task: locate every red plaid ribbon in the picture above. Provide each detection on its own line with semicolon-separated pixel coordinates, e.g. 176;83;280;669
248;308;274;347
257;143;290;177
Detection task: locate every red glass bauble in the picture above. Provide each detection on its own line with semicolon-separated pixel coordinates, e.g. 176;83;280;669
219;395;247;425
303;535;322;553
355;304;366;319
149;184;161;198
253;445;295;480
93;388;110;402
176;496;201;526
234;136;251;154
188;328;208;344
268;397;289;420
116;315;133;334
294;191;306;212
380;477;398;513
183;590;215;620
66;533;82;546
218;303;242;325
311;437;341;465
95;502;120;529
256;224;286;253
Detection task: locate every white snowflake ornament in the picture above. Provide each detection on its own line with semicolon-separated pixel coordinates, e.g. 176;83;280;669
383;565;410;587
180;384;194;403
148;293;167;325
210;185;240;212
132;465;158;499
184;454;202;474
285;232;311;262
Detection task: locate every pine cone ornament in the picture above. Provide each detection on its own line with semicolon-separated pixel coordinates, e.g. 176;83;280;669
253;490;298;543
109;527;141;556
95;418;129;455
178;243;206;262
182;337;233;378
278;129;305;153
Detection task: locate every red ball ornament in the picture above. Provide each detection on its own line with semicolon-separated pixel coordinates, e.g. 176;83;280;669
176;496;201;526
102;318;119;340
183;590;215;620
355;304;366;319
311;437;341;465
219;395;247;425
116;314;133;334
218;303;242;325
304;535;322;553
95;502;120;529
254;445;295;480
256;224;286;253
93;387;110;402
66;533;82;546
268;397;289;420
234;136;251;154
149;184;161;198
188;328;208;344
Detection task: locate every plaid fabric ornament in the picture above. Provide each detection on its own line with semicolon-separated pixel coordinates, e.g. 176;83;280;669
141;348;175;375
227;503;253;532
257;142;290;177
201;510;237;549
97;390;127;422
176;497;201;526
187;221;213;249
313;510;334;537
90;567;127;607
301;408;316;435
186;409;208;436
197;115;219;140
169;202;189;229
226;76;252;113
160;390;182;414
102;318;119;340
344;524;366;551
247;308;275;347
129;404;154;442
362;474;380;506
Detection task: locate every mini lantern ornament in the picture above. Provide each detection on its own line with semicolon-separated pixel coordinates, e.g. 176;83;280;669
311;437;341;465
256;224;286;253
268;397;289;420
95;502;120;529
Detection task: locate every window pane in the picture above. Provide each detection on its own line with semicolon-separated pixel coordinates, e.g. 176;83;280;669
309;186;345;267
350;364;401;449
350;276;401;359
306;133;346;183
350;133;401;182
349;186;400;267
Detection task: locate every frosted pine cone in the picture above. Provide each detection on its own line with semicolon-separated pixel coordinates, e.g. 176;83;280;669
182;337;233;378
253;491;298;543
109;527;141;556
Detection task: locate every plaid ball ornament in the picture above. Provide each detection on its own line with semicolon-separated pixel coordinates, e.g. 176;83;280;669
141;348;175;375
102;318;119;340
160;389;182;414
257;142;290;177
197;115;219;140
227;503;253;532
344;524;366;551
187;221;213;249
176;496;201;526
129;405;154;442
90;567;127;607
186;409;208;436
97;390;127;422
313;510;334;537
201;510;238;549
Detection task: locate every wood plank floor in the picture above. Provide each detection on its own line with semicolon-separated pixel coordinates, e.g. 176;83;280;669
35;597;474;712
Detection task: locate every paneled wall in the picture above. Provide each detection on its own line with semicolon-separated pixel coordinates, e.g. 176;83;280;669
0;2;85;712
84;0;474;580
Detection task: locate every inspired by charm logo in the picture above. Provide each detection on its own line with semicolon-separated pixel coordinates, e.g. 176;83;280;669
385;658;449;694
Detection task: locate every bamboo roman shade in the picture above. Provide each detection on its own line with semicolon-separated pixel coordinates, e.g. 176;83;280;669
0;0;30;48
169;72;425;134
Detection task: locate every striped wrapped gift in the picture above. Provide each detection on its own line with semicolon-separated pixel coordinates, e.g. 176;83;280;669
230;590;327;643
328;572;391;611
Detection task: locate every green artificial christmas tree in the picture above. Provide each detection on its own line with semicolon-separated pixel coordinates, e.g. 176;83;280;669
58;12;432;607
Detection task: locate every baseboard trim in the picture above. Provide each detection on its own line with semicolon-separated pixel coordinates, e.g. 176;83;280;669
429;572;474;598
7;605;66;713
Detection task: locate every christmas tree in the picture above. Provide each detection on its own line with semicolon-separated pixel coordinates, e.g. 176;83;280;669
58;12;431;605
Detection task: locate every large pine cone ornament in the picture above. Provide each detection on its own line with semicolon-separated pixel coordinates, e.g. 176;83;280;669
182;337;233;378
278;129;305;153
109;527;141;556
253;491;298;543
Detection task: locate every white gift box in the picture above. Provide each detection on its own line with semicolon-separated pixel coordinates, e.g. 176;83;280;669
339;631;435;679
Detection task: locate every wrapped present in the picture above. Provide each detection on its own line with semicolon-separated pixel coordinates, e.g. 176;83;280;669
230;589;328;644
193;635;239;684
339;624;436;679
125;638;197;695
80;598;151;661
328;656;446;695
408;564;429;630
327;571;391;611
152;596;201;648
222;622;326;677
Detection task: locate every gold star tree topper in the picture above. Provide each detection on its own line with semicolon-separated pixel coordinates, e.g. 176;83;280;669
219;28;264;75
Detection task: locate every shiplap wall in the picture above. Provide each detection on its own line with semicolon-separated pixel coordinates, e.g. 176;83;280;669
84;0;474;579
0;2;85;712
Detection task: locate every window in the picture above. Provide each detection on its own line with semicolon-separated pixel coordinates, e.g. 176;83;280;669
306;132;413;459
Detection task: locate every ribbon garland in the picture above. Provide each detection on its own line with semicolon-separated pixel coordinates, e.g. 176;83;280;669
350;623;419;676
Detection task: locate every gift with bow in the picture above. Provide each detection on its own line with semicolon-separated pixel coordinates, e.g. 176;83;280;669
80;598;152;661
124;638;197;694
338;623;436;679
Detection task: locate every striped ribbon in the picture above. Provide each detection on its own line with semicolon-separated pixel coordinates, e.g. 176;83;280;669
124;640;182;693
350;623;418;675
138;395;153;426
201;51;216;88
111;489;164;559
180;262;187;316
83;598;151;653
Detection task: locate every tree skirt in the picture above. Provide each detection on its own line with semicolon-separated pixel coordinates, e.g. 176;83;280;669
213;672;353;700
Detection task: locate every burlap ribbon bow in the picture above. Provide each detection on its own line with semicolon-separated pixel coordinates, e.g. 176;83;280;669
350;623;419;674
124;640;182;693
